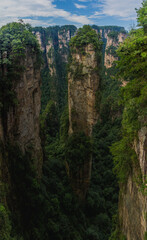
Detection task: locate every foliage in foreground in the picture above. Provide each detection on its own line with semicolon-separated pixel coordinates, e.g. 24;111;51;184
111;1;147;183
110;2;147;238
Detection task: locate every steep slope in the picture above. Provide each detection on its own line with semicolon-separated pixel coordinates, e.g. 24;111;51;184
0;22;128;240
33;25;126;111
0;23;42;173
119;126;147;240
33;25;77;112
92;26;127;68
0;22;42;239
67;26;101;200
110;3;147;239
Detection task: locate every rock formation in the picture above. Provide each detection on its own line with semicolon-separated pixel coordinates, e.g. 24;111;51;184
68;44;99;136
46;39;56;76
104;31;126;68
119;127;147;240
67;27;100;199
34;31;45;52
0;41;42;176
34;26;77;72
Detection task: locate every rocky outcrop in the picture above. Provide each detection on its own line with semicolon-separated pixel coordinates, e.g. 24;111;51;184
0;48;42;175
68;43;100;199
119;127;147;240
34;26;127;74
34;26;76;70
35;31;45;51
104;31;126;68
68;44;99;136
58;29;72;62
46;39;56;76
104;30;126;68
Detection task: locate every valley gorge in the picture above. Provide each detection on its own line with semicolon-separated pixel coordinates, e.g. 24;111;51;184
0;4;147;239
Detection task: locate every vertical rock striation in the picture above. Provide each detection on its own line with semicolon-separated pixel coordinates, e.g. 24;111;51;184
67;26;101;200
68;44;99;136
119;127;147;240
46;39;56;76
34;26;77;71
6;49;42;174
0;24;43;176
104;31;126;68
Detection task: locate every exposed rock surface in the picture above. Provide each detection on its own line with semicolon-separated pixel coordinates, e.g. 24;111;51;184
68;44;99;136
68;44;100;199
0;48;42;175
46;39;56;76
104;31;126;68
34;26;126;72
34;27;76;73
35;31;45;51
119;127;147;240
58;29;72;62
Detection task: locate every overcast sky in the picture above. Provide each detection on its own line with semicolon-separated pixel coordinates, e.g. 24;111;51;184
0;0;143;30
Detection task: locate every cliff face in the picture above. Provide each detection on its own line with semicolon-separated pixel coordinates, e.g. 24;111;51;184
34;26;77;110
34;26;76;72
0;23;43;239
34;26;127;79
104;31;126;68
119;127;147;240
46;39;56;76
68;44;99;136
68;40;100;199
58;29;72;62
35;31;45;51
0;48;42;175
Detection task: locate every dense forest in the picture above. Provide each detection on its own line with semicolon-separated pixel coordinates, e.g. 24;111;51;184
0;1;147;240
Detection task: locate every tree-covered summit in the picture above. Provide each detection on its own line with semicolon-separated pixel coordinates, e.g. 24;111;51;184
0;21;41;60
69;25;102;52
0;21;42;116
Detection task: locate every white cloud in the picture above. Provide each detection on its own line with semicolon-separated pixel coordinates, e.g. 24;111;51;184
93;0;142;20
22;18;55;27
0;0;92;27
74;3;87;9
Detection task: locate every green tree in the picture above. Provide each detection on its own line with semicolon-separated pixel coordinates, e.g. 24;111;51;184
70;25;102;54
111;0;147;187
136;0;147;34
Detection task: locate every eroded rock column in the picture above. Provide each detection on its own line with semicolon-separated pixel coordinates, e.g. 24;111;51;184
68;43;100;200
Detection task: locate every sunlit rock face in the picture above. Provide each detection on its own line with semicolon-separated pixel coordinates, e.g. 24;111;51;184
35;31;45;52
119;127;147;240
34;27;76;74
58;29;71;62
68;44;99;136
46;39;56;76
68;43;100;200
104;31;127;68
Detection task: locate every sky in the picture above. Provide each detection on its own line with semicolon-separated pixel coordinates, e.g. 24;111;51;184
0;0;143;30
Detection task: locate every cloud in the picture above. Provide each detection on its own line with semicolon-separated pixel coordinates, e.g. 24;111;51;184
22;18;55;27
0;0;92;27
74;3;87;9
93;0;142;20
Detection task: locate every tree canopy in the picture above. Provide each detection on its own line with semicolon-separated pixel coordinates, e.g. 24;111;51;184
69;25;102;52
111;1;147;184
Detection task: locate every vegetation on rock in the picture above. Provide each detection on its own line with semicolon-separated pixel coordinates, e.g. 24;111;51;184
111;1;147;183
70;25;102;54
0;4;145;237
0;21;41;118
